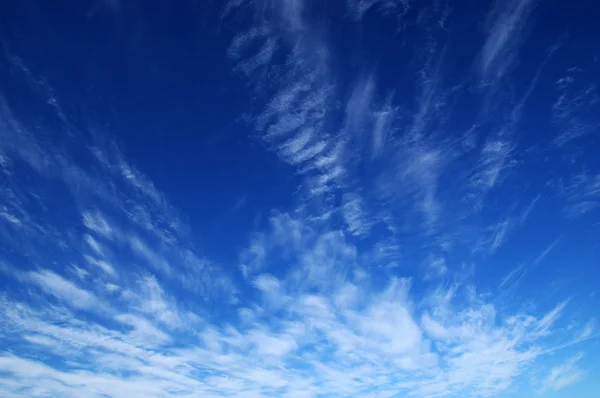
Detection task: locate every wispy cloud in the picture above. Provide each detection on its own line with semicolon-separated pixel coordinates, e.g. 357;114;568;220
499;237;561;292
1;1;598;396
425;255;448;279
27;269;100;310
542;353;586;392
82;210;114;238
371;95;396;159
0;263;582;397
84;255;116;276
577;319;596;340
470;138;515;203
479;0;536;83
552;69;599;146
344;74;376;138
346;0;412;20
342;193;372;236
224;0;351;198
562;172;600;218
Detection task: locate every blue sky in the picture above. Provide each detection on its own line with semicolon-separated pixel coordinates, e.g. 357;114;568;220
0;0;599;397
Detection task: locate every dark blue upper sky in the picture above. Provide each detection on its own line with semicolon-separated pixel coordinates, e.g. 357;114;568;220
0;0;599;397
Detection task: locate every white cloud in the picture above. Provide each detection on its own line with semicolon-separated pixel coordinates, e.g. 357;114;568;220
119;162;166;212
342;193;372;236
371;97;396;159
499;261;527;290
69;264;89;280
224;0;351;198
345;75;376;138
426;256;448;279
248;328;298;357
134;275;184;328
0;209;21;225
84;234;104;256
536;300;569;337
490;218;511;253
236;37;279;77
1;2;598;397
0;236;591;398
82;210;113;238
479;0;535;82
114;313;172;346
562;173;600;218
346;0;412;20
552;75;599;146
27;269;98;310
84;255;116;276
471;139;514;198
578;320;596;340
128;235;171;274
542;353;586;392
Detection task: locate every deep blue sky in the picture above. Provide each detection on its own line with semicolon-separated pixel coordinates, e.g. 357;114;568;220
0;0;599;397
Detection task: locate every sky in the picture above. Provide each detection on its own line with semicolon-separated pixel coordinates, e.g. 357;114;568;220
0;0;599;397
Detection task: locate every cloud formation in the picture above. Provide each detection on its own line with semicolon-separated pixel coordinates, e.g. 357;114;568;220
1;0;599;397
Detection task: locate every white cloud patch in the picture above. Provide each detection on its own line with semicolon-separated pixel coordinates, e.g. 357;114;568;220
342;193;372;236
82;210;114;238
84;255;116;276
0;264;584;397
27;269;99;310
470;138;515;200
562;172;600;218
223;0;349;197
479;0;535;82
552;71;599;146
84;234;104;256
345;75;376;138
346;0;412;20
542;353;586;392
371;96;396;159
426;256;448;279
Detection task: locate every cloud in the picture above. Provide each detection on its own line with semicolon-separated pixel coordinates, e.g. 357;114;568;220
426;256;448;279
562;173;600;218
378;142;446;234
0;203;594;398
84;255;117;276
240;211;310;278
499;261;527;290
346;0;412;20
371;96;396;159
536;300;569;336
89;146;183;244
128;235;172;274
0;55;236;307
1;1;599;397
542;353;586;392
2;208;569;396
342;193;372;236
552;71;599;146
490;218;511;253
0;208;21;226
224;0;349;197
82;210;114;238
84;234;104;256
531;237;561;267
479;0;535;82
470;138;515;200
345;75;376;138
27;269;99;310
